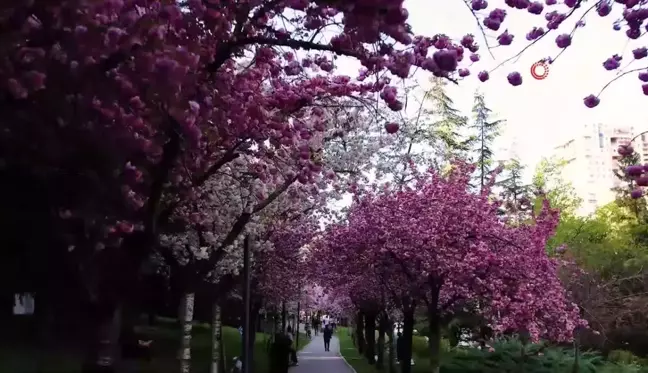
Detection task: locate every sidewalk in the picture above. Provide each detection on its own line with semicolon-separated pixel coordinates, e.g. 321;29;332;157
291;334;355;373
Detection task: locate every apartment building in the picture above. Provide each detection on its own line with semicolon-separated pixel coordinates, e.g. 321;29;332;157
553;123;648;215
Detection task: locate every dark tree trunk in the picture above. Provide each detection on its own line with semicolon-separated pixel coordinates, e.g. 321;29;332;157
376;313;388;370
81;303;122;373
281;302;287;333
400;306;415;373
355;311;365;354
246;306;259;372
427;307;442;373
364;312;377;364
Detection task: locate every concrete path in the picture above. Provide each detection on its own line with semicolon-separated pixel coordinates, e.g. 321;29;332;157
291;334;355;373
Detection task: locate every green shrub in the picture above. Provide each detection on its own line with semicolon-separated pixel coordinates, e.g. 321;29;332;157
411;335;451;360
608;350;640;365
440;337;606;373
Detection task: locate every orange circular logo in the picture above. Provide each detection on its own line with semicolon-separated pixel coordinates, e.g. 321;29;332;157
530;61;549;80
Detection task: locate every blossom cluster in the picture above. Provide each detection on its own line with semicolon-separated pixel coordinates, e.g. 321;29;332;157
314;163;585;342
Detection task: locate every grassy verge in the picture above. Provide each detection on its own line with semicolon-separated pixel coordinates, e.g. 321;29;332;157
336;327;432;373
337;327;378;373
0;320;308;373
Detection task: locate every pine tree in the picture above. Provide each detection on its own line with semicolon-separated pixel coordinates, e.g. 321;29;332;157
497;158;533;220
427;77;471;160
469;91;504;189
374;78;471;185
612;149;648;220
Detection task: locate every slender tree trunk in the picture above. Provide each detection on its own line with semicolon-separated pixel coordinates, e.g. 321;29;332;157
295;302;300;349
246;303;260;371
376;314;388;370
364;312;377;364
427;307;442;373
210;302;223;373
178;292;195;373
572;331;580;373
81;304;122;373
281;302;287;332
400;307;415;373
387;321;396;373
355;311;365;354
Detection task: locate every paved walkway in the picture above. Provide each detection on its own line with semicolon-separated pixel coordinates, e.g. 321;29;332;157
291;334;354;373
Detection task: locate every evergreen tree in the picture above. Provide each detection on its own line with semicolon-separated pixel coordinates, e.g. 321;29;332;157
612;149;648;219
427;77;471;160
469;91;503;189
374;78;471;185
611;146;648;245
497;158;533;220
531;156;582;215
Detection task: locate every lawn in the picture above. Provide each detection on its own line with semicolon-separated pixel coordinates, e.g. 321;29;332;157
336;327;431;373
0;319;308;373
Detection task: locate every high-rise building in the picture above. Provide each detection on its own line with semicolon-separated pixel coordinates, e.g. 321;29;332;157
552;123;648;215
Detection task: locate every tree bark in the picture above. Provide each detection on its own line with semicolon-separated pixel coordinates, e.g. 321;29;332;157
400;306;415;373
243;303;261;372
281;302;287;333
81;304;122;373
81;301;122;373
178;292;195;373
364;312;377;364
355;311;365;354
210;302;223;373
387;320;396;373
427;307;442;373
376;313;389;370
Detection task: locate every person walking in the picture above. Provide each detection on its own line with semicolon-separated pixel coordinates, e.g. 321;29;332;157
323;324;333;352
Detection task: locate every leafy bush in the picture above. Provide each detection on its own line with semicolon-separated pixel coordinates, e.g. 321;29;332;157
440;338;607;373
608;350;641;365
411;335;451;360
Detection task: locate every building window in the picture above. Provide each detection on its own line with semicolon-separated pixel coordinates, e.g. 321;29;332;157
599;132;604;148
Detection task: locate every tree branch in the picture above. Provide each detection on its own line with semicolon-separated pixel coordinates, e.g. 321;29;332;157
208;37;362;72
145;117;181;238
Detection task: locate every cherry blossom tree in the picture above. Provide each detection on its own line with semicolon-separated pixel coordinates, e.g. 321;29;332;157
0;0;445;369
317;163;585;373
2;0;646;371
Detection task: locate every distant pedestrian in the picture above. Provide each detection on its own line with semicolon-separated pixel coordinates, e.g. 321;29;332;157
323;324;333;352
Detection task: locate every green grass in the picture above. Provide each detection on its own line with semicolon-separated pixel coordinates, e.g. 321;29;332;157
0;319;308;373
336;328;648;373
336;327;431;373
337;327;379;373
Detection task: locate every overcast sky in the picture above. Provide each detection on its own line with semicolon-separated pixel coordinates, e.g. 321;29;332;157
333;0;647;176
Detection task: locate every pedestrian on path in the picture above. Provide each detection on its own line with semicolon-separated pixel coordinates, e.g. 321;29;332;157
323;324;333;351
